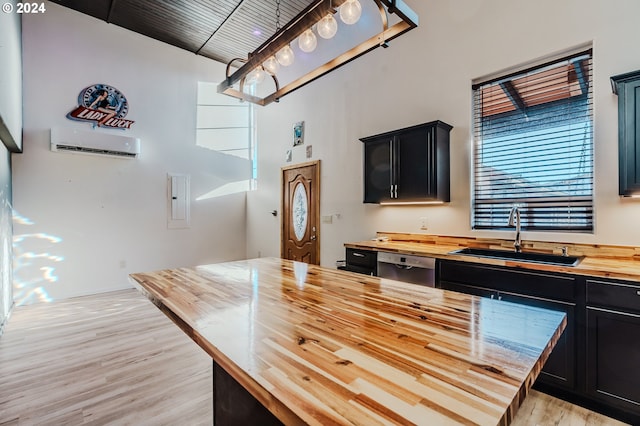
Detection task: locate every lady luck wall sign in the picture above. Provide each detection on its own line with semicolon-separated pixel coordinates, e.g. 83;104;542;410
66;84;135;129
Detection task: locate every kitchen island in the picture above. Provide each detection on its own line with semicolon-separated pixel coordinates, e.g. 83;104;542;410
130;257;566;425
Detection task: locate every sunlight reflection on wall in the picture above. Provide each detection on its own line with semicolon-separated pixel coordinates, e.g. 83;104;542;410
1;196;13;325
12;210;64;305
196;179;251;201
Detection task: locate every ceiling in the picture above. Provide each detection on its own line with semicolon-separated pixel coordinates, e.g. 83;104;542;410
50;0;316;65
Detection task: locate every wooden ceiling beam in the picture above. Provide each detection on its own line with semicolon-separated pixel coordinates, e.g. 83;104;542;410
106;0;116;23
500;80;527;112
571;58;589;95
196;0;249;55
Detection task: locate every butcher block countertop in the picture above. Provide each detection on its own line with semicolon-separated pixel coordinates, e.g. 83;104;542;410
345;232;640;281
130;257;566;426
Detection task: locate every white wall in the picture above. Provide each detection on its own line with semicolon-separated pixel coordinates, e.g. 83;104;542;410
0;0;23;152
247;0;640;269
13;4;247;304
0;0;21;331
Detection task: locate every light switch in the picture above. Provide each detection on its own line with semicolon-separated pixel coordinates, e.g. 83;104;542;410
168;173;190;229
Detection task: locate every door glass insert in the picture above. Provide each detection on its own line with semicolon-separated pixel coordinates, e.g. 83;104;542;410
292;182;308;241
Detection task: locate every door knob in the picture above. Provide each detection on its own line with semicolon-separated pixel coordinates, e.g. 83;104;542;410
311;235;316;240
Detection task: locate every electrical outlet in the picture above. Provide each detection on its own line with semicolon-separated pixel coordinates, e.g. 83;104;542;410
420;217;428;230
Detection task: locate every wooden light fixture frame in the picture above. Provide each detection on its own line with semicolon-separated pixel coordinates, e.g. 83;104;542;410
217;0;418;106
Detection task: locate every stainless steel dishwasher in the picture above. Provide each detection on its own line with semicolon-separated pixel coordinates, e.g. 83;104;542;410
376;252;436;287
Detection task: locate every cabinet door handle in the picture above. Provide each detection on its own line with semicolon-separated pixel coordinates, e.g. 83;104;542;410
394;184;398;198
389;140;394;198
637;290;640;296
353;252;365;258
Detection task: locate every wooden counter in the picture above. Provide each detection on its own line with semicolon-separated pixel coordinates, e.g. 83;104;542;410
130;257;565;426
345;232;640;281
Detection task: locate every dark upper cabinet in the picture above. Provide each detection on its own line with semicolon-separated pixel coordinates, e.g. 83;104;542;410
362;137;393;203
360;120;452;204
611;70;640;196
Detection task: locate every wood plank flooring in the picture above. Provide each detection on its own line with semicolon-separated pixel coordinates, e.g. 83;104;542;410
0;290;212;425
0;289;628;425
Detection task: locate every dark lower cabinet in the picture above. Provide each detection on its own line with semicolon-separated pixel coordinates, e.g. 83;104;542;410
439;262;576;390
501;291;576;388
586;279;640;422
586;308;640;416
439;259;640;424
344;248;377;276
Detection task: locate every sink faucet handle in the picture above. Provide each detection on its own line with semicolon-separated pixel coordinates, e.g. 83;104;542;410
558;246;569;257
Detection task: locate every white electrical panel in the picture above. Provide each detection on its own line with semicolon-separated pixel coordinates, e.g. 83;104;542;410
167;173;190;229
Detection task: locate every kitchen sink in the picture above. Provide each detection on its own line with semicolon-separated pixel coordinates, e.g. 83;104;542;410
449;247;582;267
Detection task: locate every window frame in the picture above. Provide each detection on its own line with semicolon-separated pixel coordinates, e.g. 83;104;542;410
471;47;594;233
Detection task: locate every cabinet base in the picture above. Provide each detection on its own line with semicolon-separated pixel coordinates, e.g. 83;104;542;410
213;361;284;425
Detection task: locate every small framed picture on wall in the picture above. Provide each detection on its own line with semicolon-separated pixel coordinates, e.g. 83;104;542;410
293;121;304;146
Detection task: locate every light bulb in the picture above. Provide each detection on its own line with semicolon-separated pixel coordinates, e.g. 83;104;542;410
253;67;266;84
263;56;280;75
244;71;255;85
275;44;295;66
298;29;317;53
245;66;266;85
340;0;361;25
317;13;338;39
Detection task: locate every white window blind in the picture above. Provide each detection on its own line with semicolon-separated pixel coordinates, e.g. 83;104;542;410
195;82;257;199
472;49;593;232
196;82;253;160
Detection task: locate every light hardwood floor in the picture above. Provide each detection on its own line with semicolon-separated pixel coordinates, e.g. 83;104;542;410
0;289;628;425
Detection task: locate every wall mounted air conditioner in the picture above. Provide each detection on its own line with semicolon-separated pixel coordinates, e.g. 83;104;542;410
50;127;141;159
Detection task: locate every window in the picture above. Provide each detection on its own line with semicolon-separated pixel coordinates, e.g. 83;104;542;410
195;82;256;200
472;49;593;232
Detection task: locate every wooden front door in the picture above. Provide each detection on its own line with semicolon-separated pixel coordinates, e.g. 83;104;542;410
281;160;320;265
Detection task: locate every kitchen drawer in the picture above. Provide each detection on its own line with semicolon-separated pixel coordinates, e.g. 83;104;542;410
343;264;376;276
346;248;377;268
586;279;640;313
438;260;576;302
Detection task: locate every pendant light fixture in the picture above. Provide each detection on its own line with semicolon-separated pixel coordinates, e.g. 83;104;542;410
245;66;266;85
273;1;295;67
339;0;362;25
298;29;318;53
317;0;338;39
275;45;295;66
218;0;419;106
263;56;280;75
